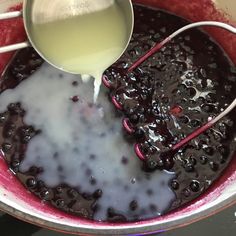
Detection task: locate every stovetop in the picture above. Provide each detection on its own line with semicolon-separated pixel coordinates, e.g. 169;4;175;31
1;205;236;236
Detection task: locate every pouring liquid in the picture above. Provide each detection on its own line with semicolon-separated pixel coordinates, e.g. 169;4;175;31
30;2;128;101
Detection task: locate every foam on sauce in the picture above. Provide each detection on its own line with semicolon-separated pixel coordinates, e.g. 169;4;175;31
0;63;176;220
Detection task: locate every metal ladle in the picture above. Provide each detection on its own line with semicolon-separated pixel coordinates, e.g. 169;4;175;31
0;0;134;74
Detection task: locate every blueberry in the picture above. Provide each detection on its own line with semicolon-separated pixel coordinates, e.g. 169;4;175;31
204;147;214;156
156;158;164;168
56;199;65;208
189;157;197;166
219;123;227;133
198;97;205;104
164;158;174;170
190;119;201;128
218;146;229;157
200;156;208;165
71;96;79;103
134;129;144;139
22;135;31;144
121;156;129;165
129;200;138;211
150;204;158;212
90;177;97;186
89;154;96;160
68;189;78;199
7;103;19;114
185;163;194;172
179;116;189;124
56;187;63;194
186;87;196;97
91;203;100;212
190;181;200;192
171;180;179;190
40;189;52;201
4;128;15;138
11;160;20;168
72;81;78;86
129;114;139;123
85;169;92;176
209;162;219;172
219;155;227;164
37;180;45;188
0;113;7;124
178;84;187;93
202;104;214;113
146;189;153;196
162;97;169;104
20;126;33;136
107;207;116;217
149;146;157;154
183;188;191;197
26;178;37;189
57;165;63;172
146;159;158;170
2;143;12;153
93;189;103;199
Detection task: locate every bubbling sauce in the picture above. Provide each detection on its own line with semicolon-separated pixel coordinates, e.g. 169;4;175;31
0;4;236;222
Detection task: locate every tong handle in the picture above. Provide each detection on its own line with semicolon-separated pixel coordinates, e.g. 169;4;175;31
0;11;29;53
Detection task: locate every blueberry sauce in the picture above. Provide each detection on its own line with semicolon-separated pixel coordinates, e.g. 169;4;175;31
0;4;236;222
105;5;236;210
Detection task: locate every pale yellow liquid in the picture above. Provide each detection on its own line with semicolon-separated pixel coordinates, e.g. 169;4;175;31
31;3;128;101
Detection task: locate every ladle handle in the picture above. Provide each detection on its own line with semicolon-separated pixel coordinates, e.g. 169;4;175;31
0;11;30;53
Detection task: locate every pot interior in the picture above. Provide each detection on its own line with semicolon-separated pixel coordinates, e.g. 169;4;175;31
0;0;236;235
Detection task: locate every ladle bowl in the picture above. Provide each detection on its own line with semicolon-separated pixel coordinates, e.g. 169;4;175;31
0;0;134;74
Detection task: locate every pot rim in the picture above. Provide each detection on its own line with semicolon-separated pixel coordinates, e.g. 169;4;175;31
0;191;236;235
0;0;236;235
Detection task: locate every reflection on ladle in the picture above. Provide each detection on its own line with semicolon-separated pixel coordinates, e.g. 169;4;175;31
126;21;236;168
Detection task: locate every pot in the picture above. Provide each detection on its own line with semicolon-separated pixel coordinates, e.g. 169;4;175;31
0;0;236;235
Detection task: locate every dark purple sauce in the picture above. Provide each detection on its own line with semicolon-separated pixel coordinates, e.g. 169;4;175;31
105;4;236;211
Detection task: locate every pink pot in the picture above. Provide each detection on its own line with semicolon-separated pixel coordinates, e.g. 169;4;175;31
0;0;236;235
